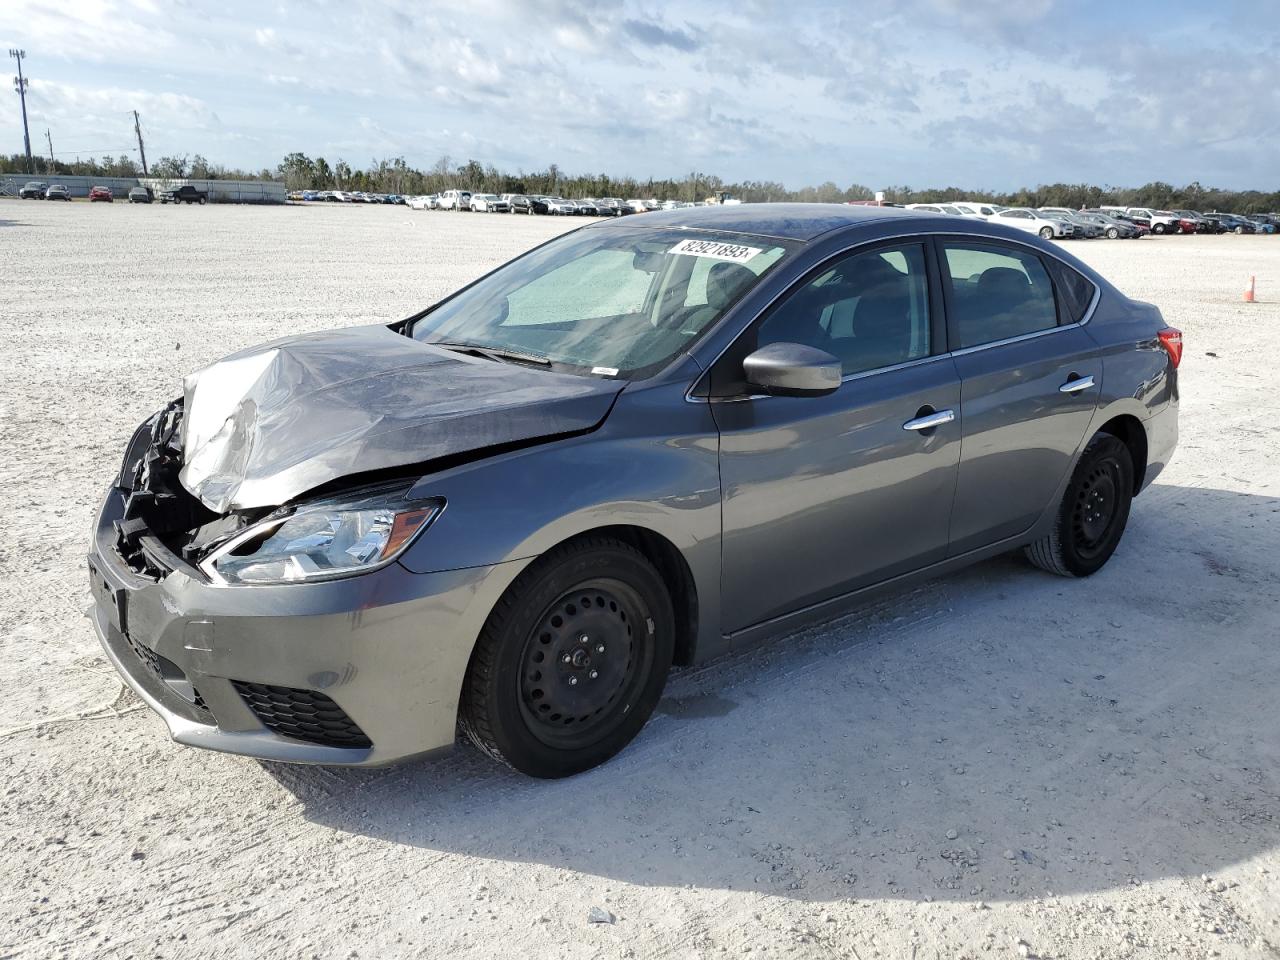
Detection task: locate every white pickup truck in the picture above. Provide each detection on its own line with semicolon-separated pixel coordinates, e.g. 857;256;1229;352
1124;207;1182;235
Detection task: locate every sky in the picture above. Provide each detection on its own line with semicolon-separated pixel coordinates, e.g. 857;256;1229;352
3;0;1278;191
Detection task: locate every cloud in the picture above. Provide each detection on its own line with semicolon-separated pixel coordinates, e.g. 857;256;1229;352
620;18;702;51
2;0;1276;190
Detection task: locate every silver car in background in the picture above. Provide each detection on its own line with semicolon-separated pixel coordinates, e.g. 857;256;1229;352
88;205;1180;778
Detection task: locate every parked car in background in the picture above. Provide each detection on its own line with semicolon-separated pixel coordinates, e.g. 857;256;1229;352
1246;215;1277;234
951;202;1003;219
1183;212;1221;234
1124;208;1180;235
44;184;71;201
1074;211;1142;239
542;197;577;215
1171;210;1209;234
88;203;1180;778
991;207;1075;239
504;194;534;214
1115;213;1152;233
470;193;510;213
19;181;48;199
89;185;113;202
906;202;966;216
1038;209;1103;239
128;186;153;204
1091;209;1151;233
437;189;471;211
1203;213;1254;234
160;184;208;205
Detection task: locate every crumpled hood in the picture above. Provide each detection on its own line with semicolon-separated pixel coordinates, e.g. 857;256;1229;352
178;324;623;513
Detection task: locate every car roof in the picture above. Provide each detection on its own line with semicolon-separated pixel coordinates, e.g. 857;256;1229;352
595;202;930;242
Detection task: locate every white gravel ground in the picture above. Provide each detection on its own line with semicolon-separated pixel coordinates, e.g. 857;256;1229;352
1;200;1278;960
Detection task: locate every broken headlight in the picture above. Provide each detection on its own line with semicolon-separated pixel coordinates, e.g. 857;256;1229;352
200;487;442;586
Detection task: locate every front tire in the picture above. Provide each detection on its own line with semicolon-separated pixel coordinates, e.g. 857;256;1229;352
461;537;674;778
1106;227;1119;239
1153;223;1166;234
1039;226;1054;239
1025;433;1134;578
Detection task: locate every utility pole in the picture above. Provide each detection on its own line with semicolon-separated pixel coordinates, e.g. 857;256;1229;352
9;49;32;172
45;128;53;170
133;110;148;176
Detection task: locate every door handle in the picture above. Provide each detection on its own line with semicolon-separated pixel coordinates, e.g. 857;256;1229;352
1059;374;1095;394
902;409;955;432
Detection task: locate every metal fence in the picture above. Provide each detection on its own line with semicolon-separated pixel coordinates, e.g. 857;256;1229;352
139;178;287;204
0;174;286;204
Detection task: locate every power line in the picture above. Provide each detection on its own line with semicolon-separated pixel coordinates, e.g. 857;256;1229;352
9;49;32;173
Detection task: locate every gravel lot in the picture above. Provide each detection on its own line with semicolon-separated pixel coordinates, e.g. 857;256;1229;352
2;200;1278;960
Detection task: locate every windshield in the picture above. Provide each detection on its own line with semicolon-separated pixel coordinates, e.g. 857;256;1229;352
412;226;792;379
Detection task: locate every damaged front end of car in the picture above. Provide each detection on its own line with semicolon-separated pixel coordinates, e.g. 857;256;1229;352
114;399;256;580
113;398;445;588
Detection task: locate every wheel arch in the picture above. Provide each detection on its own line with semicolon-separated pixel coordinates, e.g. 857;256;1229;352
542;525;700;667
1095;413;1148;495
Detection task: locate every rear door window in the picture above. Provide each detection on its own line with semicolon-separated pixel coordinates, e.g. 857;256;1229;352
942;242;1059;348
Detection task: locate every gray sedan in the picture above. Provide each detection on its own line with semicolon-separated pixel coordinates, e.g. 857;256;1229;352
89;205;1180;777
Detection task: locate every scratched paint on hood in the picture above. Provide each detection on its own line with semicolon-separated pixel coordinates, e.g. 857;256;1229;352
178;324;623;513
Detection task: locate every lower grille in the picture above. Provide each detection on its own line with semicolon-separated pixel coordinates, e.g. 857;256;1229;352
231;682;372;749
123;632;209;714
125;630;163;677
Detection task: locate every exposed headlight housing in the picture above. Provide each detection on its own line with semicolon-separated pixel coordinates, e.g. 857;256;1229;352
201;486;443;586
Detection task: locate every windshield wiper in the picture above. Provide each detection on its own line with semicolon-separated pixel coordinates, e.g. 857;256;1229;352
427;340;551;367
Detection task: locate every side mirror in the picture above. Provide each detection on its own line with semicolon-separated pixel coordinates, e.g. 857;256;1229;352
742;342;842;397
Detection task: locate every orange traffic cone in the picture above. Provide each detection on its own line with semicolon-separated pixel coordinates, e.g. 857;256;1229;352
1244;276;1256;303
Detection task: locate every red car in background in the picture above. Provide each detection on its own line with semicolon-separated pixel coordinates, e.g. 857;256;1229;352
89;185;113;202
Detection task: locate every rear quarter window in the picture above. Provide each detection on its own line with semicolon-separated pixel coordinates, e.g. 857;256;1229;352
1049;261;1098;324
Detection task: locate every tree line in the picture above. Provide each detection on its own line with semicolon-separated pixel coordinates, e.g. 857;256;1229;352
4;151;1278;213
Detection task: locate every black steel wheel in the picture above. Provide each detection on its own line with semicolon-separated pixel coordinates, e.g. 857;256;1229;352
1025;433;1135;577
516;579;652;750
461;537;674;778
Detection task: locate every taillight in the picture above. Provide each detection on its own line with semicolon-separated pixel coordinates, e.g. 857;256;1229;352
1158;327;1183;368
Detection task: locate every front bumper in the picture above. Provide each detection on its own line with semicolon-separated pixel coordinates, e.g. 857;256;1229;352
88;487;527;765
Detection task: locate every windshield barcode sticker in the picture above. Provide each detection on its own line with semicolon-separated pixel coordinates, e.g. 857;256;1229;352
669;238;762;262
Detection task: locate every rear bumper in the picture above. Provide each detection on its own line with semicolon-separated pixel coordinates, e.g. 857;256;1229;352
88;487;527;766
1141;397;1178;492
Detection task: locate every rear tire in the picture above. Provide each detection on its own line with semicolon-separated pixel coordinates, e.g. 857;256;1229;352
1025;434;1134;577
460;537;674;778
